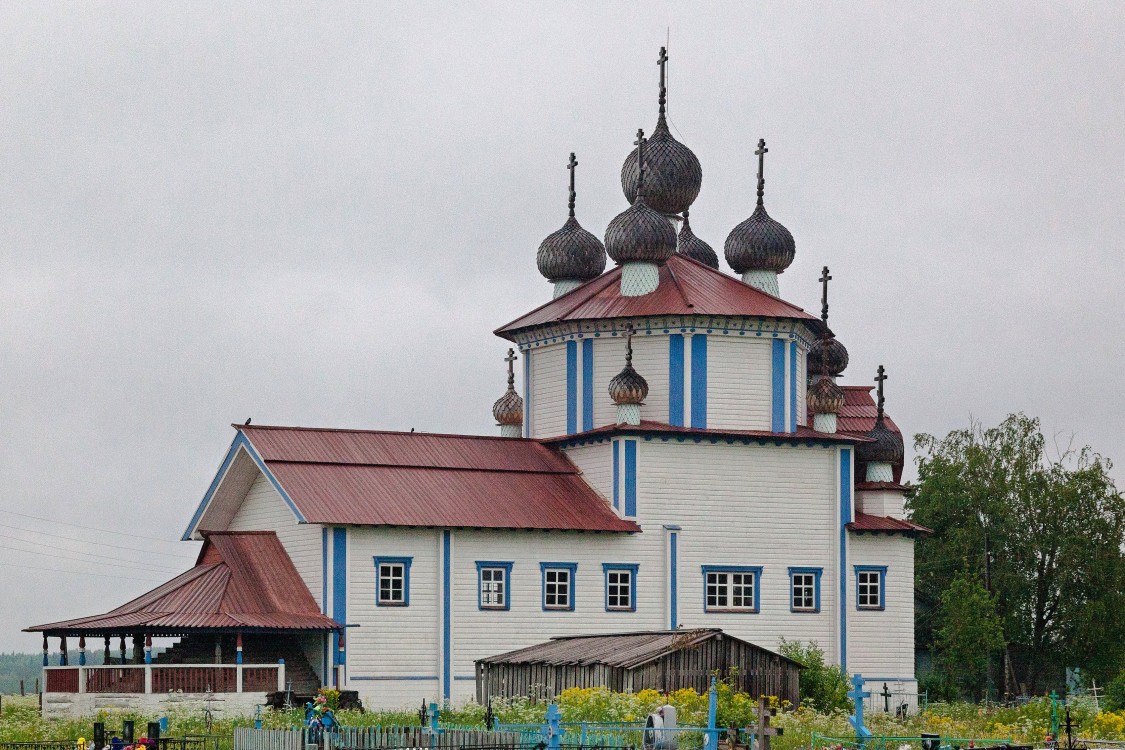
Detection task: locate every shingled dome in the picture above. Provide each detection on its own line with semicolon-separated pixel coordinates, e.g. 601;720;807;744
857;416;905;464
606;132;677;266
725;204;796;275
808;335;849;377
537;154;607;284
676;210;719;269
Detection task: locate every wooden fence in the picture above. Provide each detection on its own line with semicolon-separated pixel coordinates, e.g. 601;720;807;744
234;727;532;750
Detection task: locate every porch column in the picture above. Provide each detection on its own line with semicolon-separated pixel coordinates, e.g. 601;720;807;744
144;634;152;664
334;631;345;688
42;635;48;667
277;658;286;692
235;632;243;692
103;636;110;663
119;636;126;665
60;636;68;666
78;636;86;666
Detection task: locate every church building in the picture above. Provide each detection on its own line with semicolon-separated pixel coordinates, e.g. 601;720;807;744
29;49;926;712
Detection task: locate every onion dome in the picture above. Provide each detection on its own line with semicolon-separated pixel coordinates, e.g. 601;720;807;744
608;330;649;406
724;139;796;275
605;130;677;266
619;47;702;216
676;209;719;269
537;153;607;284
807;266;849;377
492;349;524;428
856;365;905;464
807;374;845;415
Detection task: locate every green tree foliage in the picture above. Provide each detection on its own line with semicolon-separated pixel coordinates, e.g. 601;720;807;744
909;413;1125;694
778;639;851;711
935;573;1005;700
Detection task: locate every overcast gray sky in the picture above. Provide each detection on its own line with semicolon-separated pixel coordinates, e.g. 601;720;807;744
1;2;1122;652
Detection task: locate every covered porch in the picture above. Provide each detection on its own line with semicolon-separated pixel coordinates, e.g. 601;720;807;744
27;531;342;715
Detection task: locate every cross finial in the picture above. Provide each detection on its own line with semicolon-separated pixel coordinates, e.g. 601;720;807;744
874;365;887;421
567;152;577;218
634;129;647;199
819;266;832;323
755;138;768;206
504;348;517;388
657;46;668;119
624;325;635;367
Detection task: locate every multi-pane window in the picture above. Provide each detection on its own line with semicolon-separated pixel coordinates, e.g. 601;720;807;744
603;564;638;611
374;557;411;606
789;568;821;612
856;567;885;610
703;567;760;612
541;564;576;611
478;564;510;610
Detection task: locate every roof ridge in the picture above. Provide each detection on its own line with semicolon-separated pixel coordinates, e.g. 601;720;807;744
266;459;579;475
235;424;545;443
664;259;694;309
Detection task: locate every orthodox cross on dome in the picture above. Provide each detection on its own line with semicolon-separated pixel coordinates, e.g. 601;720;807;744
657;46;668;118
624;325;635;365
874;365;887;421
819;266;832;323
504;348;517;387
567;153;578;218
635;129;647;198
755;138;768;206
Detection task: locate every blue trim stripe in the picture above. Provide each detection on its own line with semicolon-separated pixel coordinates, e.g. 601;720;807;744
771;339;785;432
181;431;306;540
332;528;347;644
523;352;531;437
690;335;708;429
669;334;685;426
442;530;452;701
582;339;594;431
669;531;678;629
321;528;328;614
839;448;852;669
566;341;577;434
789;341;797;433
350;675;438;681
612;440;620;510
624;439;637;517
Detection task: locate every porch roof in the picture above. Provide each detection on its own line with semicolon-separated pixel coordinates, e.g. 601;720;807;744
26;531;340;636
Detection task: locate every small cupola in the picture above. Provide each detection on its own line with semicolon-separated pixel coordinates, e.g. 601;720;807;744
807;369;845;434
676;209;719;269
724;139;796;296
491;349;525;438
536;153;607;299
619;47;702;218
608;328;648;426
807;266;849;379
605;129;678;297
856;365;905;481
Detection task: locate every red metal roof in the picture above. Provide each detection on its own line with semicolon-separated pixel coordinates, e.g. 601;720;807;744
236;426;639;533
822;386;906;482
847;512;931;535
495;255;824;338
541;420;870;445
27;532;339;635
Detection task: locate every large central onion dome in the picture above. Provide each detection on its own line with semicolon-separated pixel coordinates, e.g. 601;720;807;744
537;153;607;293
725;139;795;295
676;209;719;269
619;47;702;216
605;130;677;266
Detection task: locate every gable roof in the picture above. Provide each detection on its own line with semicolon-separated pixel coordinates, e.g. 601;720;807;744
495;255;825;339
197;425;638;533
26;531;338;635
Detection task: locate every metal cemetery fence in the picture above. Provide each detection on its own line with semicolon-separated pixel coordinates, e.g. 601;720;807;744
234;727;537;750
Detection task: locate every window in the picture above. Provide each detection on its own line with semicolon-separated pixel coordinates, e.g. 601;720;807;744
603;563;639;612
373;556;412;606
855;566;887;610
702;566;761;612
788;567;822;613
540;562;577;611
476;561;513;611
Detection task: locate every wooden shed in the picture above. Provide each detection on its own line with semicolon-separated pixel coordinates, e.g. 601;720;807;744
475;629;801;705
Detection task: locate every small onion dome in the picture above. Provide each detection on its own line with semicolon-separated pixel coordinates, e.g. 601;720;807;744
724;203;796;275
604;185;677;266
807;335;849;378
492;386;523;427
537;216;607;283
608;331;649;405
857;417;905;464
676;210;718;269
807;375;845;415
620;116;702;216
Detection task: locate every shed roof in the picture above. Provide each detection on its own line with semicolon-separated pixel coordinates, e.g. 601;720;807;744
495;255;825;339
477;629;801;671
847;512;931;536
224;426;639;533
26;531;340;635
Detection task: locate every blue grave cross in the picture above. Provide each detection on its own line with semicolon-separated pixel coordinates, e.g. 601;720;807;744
545;703;564;750
847;674;873;744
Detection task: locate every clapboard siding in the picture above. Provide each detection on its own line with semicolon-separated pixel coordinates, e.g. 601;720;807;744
529;345;567;438
227;473;323;610
796;343;807;427
590;335;670;427
706;338;773;431
856;489;906;518
848;534;915;679
561;442;613;507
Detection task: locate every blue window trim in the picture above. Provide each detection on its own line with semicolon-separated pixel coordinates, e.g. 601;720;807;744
788;567;823;613
540;562;578;611
373;556;413;607
475;561;514;611
701;565;763;613
602;563;639;612
855;565;888;610
624;439;638;517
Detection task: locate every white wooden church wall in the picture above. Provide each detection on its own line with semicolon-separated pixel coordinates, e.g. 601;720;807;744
529;344;567;438
706;338;772;431
847;533;916;684
562;442;613;505
796;344;807;427
856;489;906;519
